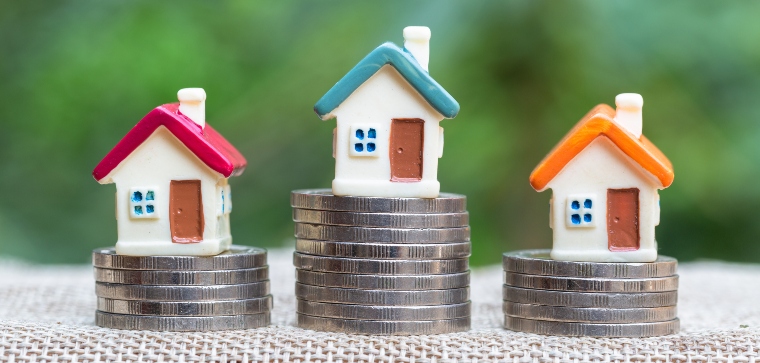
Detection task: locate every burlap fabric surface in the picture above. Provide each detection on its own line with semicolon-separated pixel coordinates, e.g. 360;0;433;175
1;248;759;362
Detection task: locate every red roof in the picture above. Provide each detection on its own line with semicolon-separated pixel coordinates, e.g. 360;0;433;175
93;103;246;182
530;104;673;192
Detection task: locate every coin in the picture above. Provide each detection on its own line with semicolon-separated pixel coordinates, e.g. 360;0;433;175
503;301;677;323
504;273;679;292
295;240;471;260
504;316;680;337
295;223;470;243
95;310;270;331
503;285;678;308
95;281;270;301
502;250;677;278
92;246;267;271
293;253;468;275
93;267;269;285
292;209;469;228
97;296;272;316
295;283;469;305
297;313;470;335
297;299;471;321
291;189;467;213
296;269;470;290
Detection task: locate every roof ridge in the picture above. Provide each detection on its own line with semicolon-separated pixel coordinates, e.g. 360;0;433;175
92;103;246;182
314;42;459;119
529;104;673;191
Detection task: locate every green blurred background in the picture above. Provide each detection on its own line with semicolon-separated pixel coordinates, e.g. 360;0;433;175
2;1;758;266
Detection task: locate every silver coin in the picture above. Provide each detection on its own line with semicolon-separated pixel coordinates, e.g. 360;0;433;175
296;269;470;290
295;283;469;305
292;209;469;228
293;253;468;275
291;189;467;213
503;250;678;278
92;246;267;270
503;301;677;323
505;273;679;292
95;281;270;301
297;299;471;321
503;285;678;308
93;267;269;285
295;239;471;260
295;223;470;243
297;313;470;335
96;310;270;331
504;316;680;337
97;296;272;316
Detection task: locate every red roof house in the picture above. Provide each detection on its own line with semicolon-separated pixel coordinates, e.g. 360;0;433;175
93;88;247;256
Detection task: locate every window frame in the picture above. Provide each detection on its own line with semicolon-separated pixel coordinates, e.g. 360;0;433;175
565;194;596;228
349;124;380;157
129;187;159;219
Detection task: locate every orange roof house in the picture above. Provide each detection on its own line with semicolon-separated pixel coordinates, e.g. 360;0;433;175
530;94;673;263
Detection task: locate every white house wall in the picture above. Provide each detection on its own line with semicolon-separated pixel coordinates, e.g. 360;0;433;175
547;137;661;262
105;126;230;256
331;65;445;198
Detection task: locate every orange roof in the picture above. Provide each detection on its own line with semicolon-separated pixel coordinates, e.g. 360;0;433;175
529;104;673;192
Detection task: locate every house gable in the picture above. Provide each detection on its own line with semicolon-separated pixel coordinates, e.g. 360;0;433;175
314;42;460;120
547;137;659;194
334;65;445;124
530;105;673;192
107;126;223;185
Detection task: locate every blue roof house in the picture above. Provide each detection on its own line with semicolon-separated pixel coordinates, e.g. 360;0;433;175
314;26;460;198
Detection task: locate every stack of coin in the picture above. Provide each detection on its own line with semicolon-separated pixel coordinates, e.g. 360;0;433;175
92;246;271;331
502;249;680;337
291;189;472;335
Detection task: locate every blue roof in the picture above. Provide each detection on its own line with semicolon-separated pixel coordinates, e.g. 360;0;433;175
314;42;460;119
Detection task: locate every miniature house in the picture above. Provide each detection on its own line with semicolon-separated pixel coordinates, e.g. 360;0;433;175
92;88;247;256
314;26;460;198
529;94;674;262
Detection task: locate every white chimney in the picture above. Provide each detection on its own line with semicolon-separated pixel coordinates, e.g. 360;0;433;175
178;88;206;128
403;26;431;72
613;93;644;138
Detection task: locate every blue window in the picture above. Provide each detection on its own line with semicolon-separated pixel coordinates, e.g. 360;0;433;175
218;185;233;216
351;125;379;156
130;187;158;219
566;195;596;227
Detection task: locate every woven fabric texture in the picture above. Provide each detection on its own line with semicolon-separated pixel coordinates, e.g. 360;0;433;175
1;248;759;362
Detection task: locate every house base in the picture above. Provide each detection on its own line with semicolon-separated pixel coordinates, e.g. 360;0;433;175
550;247;658;263
114;237;232;256
332;179;440;198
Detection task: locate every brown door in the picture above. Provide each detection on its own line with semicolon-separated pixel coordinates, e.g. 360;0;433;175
607;188;640;251
170;180;204;244
390;118;424;182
